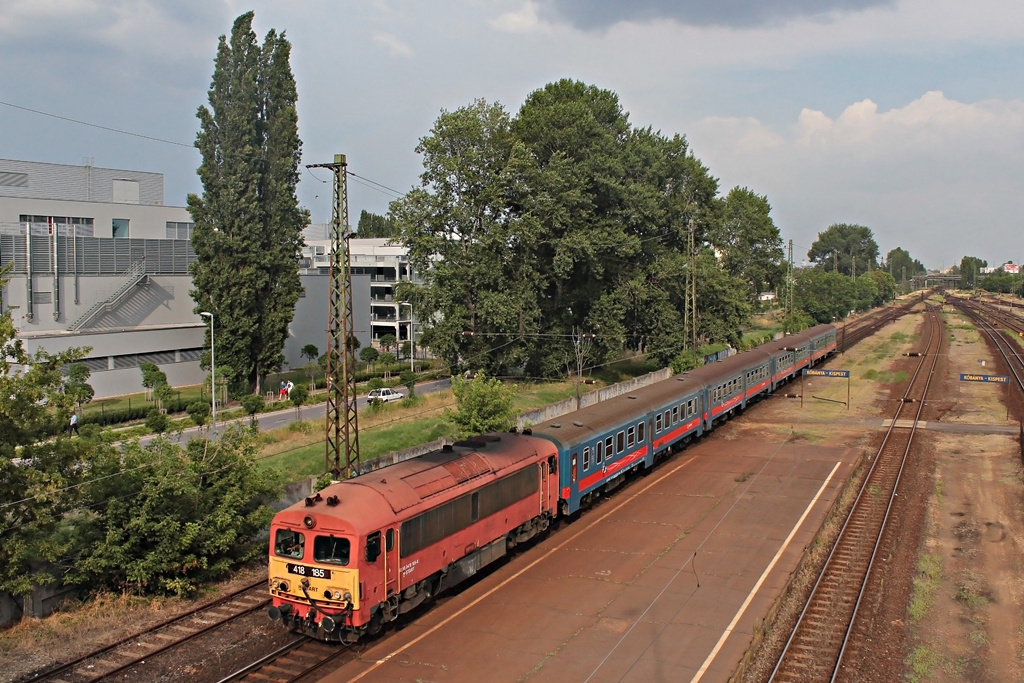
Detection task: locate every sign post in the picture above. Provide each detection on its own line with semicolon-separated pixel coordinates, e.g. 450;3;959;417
803;368;852;409
960;373;1011;420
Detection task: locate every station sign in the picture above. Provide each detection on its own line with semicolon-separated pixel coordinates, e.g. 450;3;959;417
803;369;850;378
959;373;1009;384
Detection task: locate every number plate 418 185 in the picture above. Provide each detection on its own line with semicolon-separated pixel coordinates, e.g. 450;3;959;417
286;563;331;580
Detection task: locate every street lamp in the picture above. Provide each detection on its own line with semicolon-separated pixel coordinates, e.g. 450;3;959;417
399;302;414;372
200;311;215;431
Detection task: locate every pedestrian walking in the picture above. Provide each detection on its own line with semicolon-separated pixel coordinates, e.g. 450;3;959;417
68;412;79;437
286;380;294;398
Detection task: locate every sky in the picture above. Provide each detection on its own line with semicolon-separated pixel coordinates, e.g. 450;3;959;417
2;0;1023;271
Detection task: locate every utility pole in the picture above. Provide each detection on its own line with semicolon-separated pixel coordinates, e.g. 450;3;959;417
307;154;360;479
787;239;794;327
689;219;698;362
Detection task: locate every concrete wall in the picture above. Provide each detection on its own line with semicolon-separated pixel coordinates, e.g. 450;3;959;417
516;368;673;430
0;158;165;206
0;197;189;239
7;274;199;334
282;273;372;370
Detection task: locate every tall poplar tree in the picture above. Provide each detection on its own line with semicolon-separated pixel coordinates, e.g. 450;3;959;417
188;12;308;393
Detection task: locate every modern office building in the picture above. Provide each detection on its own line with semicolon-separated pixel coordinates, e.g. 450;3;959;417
299;235;417;354
0;158;418;398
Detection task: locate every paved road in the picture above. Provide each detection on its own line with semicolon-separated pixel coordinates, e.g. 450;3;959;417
136;378;451;448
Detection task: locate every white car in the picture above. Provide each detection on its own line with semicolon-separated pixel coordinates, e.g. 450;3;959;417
367;387;404;404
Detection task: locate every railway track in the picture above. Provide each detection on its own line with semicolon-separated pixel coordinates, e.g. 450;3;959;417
23;579;268;683
952;298;1024;396
838;294;923;353
769;308;943;682
216;636;363;683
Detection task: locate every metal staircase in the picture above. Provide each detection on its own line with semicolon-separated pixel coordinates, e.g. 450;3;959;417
68;260;149;331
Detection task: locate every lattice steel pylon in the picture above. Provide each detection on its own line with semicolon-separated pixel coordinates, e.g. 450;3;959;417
307;154;359;478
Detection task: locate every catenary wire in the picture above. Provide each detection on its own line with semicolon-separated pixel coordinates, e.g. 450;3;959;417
0;100;195;149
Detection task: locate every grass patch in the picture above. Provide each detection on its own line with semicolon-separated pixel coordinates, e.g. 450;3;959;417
907;645;944;683
861;368;908;383
735;471;753;483
256;379;613;480
787;430;826;443
908;553;942;622
955;572;990;609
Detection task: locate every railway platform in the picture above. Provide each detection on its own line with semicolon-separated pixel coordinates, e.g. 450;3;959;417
317;438;860;683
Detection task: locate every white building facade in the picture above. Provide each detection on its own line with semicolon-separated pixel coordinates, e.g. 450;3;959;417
1;159;417;398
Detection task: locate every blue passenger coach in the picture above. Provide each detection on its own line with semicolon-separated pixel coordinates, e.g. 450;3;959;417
528;324;838;516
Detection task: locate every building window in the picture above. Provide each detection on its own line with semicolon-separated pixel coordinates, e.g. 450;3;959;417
165;221;194;240
112;218;129;238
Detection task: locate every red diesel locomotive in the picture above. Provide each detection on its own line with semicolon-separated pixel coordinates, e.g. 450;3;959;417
267;433;559;642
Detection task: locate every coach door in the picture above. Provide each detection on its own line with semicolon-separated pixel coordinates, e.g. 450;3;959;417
384;528;398;596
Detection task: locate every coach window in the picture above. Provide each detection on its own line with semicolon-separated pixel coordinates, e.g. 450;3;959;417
672;406;679;423
596;440;604;463
656;414;663;432
638;421;645;442
627;426;635;448
617;431;625;453
605;436;613;458
314;535;351;565
275;529;305;559
583;447;591;470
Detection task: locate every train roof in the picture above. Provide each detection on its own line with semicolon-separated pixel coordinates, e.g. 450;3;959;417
276;433;555;533
530;370;705;449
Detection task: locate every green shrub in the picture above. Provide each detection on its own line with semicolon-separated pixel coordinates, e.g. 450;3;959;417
186;401;211;428
145;409;170;434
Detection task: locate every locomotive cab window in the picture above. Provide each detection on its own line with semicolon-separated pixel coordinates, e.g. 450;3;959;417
274;529;305;559
386;528;395;552
365;531;382;563
313;535;351;565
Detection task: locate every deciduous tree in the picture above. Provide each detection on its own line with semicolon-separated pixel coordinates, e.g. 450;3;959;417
715;187;785;304
448;373;518;437
807;224;879;276
356;210;397;238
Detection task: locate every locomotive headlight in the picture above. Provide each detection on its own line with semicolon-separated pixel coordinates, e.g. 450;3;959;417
343;591;352;603
323;589;334;600
277;580;290;592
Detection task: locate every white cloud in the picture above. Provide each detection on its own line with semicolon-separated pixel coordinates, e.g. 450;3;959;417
691;91;1024;266
373;32;414;58
491;1;548;33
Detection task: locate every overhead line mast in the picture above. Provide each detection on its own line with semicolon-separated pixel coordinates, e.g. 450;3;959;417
307;154;360;478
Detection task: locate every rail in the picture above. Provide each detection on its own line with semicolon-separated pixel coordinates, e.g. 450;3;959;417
770;308;943;681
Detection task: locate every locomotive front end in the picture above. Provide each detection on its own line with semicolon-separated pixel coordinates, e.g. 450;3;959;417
267;522;362;642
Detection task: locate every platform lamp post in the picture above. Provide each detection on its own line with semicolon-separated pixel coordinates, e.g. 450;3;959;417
399;302;414;372
200;311;215;431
